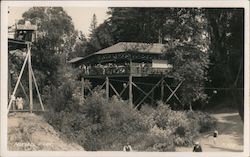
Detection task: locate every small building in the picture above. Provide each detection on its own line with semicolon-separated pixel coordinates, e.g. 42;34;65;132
69;42;181;108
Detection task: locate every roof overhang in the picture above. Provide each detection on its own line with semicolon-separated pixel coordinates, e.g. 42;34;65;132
68;42;166;65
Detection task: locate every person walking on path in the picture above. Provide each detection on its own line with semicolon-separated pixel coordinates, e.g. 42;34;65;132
123;142;133;152
193;142;202;152
213;130;219;144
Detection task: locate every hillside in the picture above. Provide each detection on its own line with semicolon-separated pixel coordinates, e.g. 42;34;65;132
8;112;84;151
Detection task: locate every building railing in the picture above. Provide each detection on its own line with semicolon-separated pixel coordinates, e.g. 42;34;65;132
82;64;171;76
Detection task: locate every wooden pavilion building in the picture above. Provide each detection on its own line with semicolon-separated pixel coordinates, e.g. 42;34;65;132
69;42;182;108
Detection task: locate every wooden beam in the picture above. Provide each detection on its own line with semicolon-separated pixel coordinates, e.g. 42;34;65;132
129;60;133;108
129;75;133;108
119;82;128;98
31;67;45;111
109;82;120;98
8;52;29;112
164;81;183;104
86;86;93;95
132;82;147;96
81;77;85;101
165;83;182;104
28;43;33;113
106;76;109;101
161;78;164;101
8;70;12;100
20;81;29;103
135;77;165;109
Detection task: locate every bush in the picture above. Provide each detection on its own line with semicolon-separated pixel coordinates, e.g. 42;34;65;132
80;90;151;151
43;86;216;150
141;102;216;147
186;110;217;133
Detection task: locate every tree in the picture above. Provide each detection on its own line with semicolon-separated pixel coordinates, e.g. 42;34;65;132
86;15;114;55
69;31;88;58
205;9;244;120
107;8;168;43
95;8;210;109
21;7;75;89
89;14;97;32
161;8;209;110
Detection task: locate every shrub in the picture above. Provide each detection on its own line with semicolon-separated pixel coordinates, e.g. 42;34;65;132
43;88;216;151
80;90;151;151
141;102;216;147
186;110;217;133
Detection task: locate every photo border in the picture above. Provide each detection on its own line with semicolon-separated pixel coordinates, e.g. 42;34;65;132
1;1;249;157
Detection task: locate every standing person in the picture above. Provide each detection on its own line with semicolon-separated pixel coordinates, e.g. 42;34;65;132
213;130;219;144
123;142;133;152
193;142;202;152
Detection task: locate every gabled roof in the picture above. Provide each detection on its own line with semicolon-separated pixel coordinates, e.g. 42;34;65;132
68;42;166;65
94;42;164;55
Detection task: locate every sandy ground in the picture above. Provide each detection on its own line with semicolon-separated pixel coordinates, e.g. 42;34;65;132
8;112;84;151
176;112;243;152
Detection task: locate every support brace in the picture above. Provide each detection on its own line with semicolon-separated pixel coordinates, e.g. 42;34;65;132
164;81;183;104
135;77;165;109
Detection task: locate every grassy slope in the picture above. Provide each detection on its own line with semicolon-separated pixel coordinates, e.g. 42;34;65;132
8;112;84;151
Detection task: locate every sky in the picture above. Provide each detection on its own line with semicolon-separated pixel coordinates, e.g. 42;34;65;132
8;7;109;36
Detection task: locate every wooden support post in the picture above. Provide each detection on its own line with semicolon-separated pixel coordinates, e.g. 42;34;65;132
135;77;165;109
106;76;109;101
28;43;33;113
165;83;182;104
8;53;29;112
129;75;133;107
8;70;14;110
31;67;45;111
86;86;93;95
129;60;133;108
8;69;12;100
165;81;183;104
110;82;120;98
119;82;128;98
132;82;147;96
20;81;29;103
81;77;85;101
161;78;164;101
99;80;106;89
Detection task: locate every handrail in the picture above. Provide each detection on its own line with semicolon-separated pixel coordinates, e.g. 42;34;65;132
82;64;171;76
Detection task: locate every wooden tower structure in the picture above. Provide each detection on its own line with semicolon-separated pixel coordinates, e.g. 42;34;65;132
69;42;182;108
8;21;45;113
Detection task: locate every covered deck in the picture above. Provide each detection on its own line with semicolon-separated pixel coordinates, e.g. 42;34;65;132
69;42;172;78
69;42;181;108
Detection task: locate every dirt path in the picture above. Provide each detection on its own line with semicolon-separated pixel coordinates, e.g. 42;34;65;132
176;112;243;152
